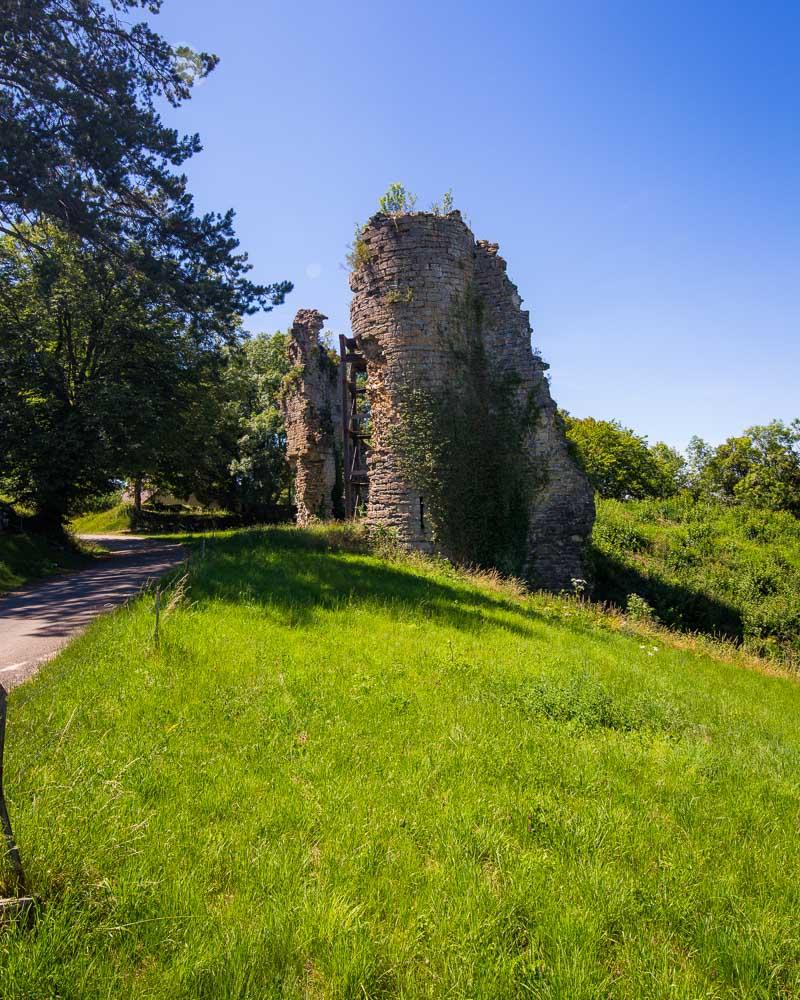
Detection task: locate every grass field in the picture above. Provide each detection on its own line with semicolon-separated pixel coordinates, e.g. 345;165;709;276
2;526;800;998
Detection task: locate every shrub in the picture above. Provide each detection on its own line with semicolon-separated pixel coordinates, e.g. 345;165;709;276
593;520;648;554
378;182;417;215
429;189;455;215
626;593;659;625
345;224;371;271
384;286;414;305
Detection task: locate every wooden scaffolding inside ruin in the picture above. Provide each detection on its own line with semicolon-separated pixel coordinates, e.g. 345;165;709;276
339;335;369;518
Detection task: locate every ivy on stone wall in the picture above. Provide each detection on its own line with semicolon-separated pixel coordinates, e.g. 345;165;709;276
280;363;305;399
390;290;541;576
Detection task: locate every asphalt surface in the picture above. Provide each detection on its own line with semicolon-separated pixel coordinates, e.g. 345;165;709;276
0;535;186;689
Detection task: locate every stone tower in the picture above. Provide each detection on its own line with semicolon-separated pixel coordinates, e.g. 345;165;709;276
282;309;342;525
347;211;595;590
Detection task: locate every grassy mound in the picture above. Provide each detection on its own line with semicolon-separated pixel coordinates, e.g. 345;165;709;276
2;527;800;997
593;495;800;665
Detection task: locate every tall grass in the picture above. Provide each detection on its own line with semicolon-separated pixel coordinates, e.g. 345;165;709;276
2;526;800;997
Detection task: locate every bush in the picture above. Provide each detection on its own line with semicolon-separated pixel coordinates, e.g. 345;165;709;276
562;414;686;499
626;593;659;625
378;182;418;214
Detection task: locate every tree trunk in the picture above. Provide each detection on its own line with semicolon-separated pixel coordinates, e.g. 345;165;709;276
30;506;67;538
133;477;142;515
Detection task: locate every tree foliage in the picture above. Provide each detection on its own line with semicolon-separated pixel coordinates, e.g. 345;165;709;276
0;0;291;320
0;2;296;525
566;413;800;517
0;222;238;524
227;331;292;512
562;414;685;500
689;421;800;516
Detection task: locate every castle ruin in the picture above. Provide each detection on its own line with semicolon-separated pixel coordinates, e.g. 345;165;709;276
282;309;341;525
283;211;595;590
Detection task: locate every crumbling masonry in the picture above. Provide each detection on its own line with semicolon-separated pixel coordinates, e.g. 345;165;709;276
282;309;341;525
284;212;595;590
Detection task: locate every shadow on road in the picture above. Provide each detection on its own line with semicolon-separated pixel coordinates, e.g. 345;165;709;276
0;535;186;686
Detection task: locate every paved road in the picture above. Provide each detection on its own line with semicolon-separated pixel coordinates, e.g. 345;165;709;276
0;535;186;689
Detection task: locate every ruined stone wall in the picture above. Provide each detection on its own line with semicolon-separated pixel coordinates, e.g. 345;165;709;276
472;240;596;588
349;213;475;550
349;212;595;590
282;309;342;525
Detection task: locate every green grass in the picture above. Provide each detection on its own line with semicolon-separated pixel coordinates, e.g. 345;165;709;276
2;526;800;997
70;503;132;535
71;503;250;536
593;495;800;665
0;530;96;594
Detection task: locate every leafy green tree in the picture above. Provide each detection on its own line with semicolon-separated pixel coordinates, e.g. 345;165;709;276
0;222;240;527
0;0;290;320
650;441;689;493
128;349;243;512
686;435;714;487
696;421;800;515
227;332;292;512
562;414;684;500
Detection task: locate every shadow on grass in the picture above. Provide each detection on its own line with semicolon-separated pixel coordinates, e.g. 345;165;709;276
591;548;744;642
176;527;634;652
179;527;750;650
186;527;550;639
130;505;293;535
0;521;96;595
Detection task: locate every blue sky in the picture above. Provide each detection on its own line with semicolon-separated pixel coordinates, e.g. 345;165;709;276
151;0;799;449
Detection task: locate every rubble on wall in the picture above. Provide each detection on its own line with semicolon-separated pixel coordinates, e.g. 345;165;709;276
281;309;342;525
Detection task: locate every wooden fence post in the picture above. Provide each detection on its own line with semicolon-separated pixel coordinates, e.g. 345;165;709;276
0;684;35;925
0;686;25;893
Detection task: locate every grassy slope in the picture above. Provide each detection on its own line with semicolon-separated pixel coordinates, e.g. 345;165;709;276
2;527;800;998
0;531;95;594
72;504;243;535
71;503;132;535
593;495;800;663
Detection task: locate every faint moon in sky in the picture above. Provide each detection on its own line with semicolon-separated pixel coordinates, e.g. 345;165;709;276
305;262;322;279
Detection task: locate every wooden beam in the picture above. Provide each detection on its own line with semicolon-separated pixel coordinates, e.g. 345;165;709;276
339;335;353;518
